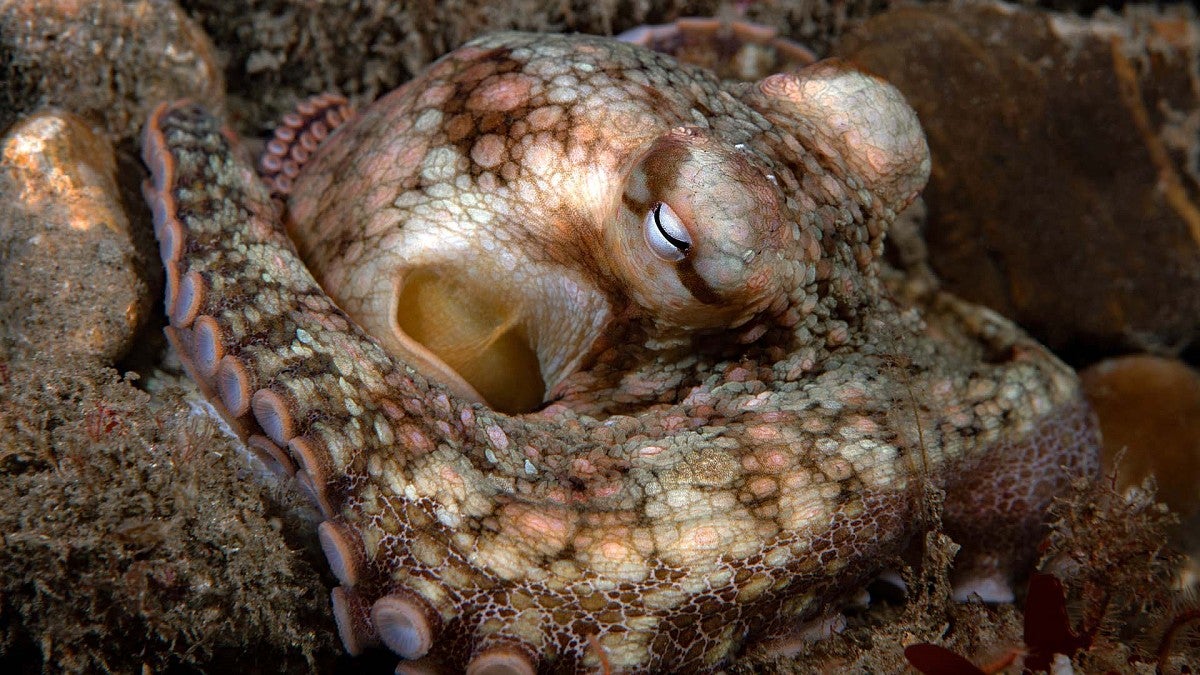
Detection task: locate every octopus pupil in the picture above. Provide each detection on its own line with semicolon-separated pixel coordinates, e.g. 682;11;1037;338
654;203;690;253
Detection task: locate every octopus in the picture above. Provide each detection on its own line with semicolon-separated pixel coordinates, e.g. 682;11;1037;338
140;31;1100;673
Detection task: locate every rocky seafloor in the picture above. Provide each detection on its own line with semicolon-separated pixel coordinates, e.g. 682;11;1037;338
1;0;1198;672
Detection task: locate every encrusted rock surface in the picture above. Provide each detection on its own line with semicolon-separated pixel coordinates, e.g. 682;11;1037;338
837;2;1200;359
0;0;224;144
0;110;149;362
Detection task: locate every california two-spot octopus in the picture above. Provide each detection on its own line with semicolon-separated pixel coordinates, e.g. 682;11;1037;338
141;31;1100;674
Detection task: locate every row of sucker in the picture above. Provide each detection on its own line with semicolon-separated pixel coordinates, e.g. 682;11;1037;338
142;101;540;675
260;93;355;198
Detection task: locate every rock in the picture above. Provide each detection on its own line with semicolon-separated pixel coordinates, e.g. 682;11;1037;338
0;110;150;362
0;0;224;144
836;3;1200;358
1084;353;1200;566
1081;354;1200;541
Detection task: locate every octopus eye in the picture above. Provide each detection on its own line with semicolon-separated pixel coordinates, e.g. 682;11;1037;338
644;202;692;261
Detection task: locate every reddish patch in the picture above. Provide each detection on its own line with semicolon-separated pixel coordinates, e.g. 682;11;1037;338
904;644;986;675
468;73;534;112
84;401;125;441
1023;573;1094;671
470;134;507;169
905;572;1101;674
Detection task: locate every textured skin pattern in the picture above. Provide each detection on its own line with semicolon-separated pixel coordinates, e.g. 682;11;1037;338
142;32;1100;674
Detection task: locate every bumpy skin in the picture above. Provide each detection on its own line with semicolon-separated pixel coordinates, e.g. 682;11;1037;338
142;32;1099;674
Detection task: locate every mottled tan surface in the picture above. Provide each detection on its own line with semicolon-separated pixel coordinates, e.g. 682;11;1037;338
142;31;1099;674
0;110;148;362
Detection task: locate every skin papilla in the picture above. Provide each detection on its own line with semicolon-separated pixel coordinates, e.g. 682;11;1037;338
141;31;1100;674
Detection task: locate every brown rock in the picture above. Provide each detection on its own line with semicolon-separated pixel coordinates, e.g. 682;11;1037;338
0;0;223;144
0;109;150;362
1081;354;1200;546
837;3;1200;358
1081;354;1200;514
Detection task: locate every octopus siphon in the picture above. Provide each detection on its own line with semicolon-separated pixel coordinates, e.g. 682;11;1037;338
141;31;1099;674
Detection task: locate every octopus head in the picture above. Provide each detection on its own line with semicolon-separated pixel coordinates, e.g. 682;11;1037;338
606;126;794;331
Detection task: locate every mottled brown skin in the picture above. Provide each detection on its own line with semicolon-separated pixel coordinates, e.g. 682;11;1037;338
142;32;1099;674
